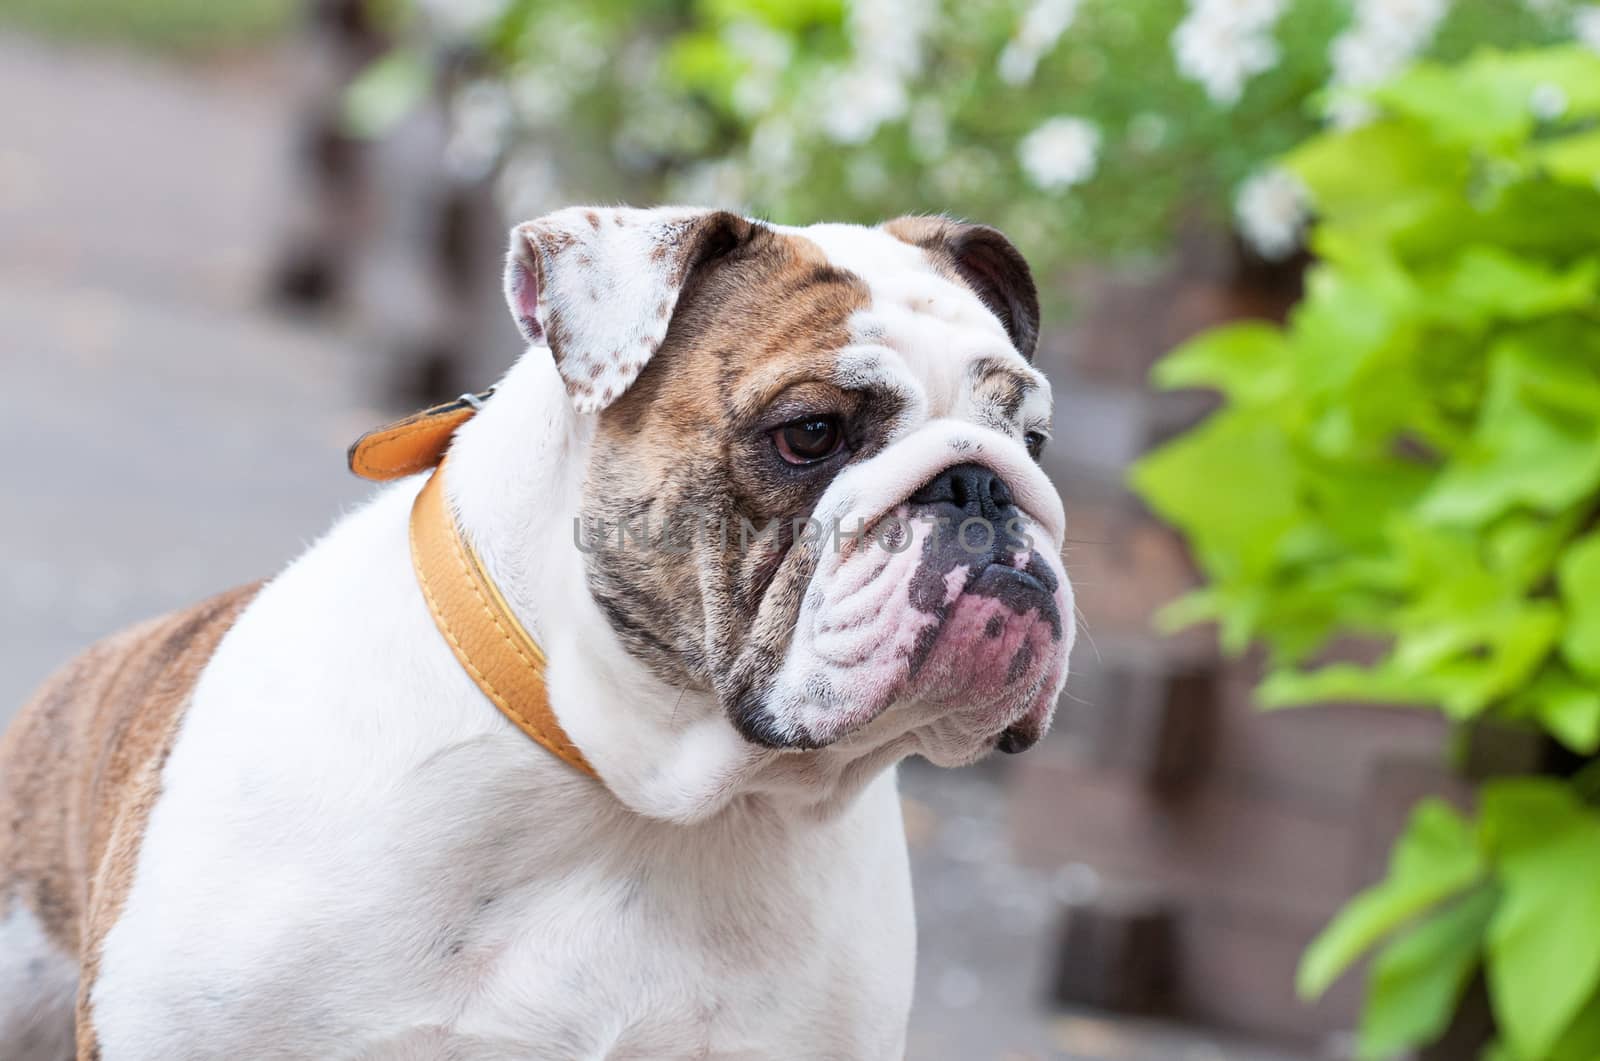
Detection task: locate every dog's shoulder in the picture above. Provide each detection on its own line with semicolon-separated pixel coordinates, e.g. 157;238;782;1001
0;582;263;958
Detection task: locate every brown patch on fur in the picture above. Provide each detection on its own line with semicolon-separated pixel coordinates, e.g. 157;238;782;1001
880;216;1041;361
581;228;888;741
0;584;262;1054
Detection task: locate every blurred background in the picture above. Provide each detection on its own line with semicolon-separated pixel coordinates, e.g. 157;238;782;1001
3;1;1599;1058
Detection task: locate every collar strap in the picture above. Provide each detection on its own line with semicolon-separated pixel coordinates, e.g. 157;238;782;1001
408;461;597;779
348;390;494;482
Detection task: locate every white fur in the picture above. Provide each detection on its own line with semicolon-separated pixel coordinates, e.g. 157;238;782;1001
78;213;1071;1058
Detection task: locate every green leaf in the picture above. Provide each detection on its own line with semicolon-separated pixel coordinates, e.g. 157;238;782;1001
1559;533;1600;682
1152;588;1222;633
1549;987;1600;1061
1259;659;1445;711
1421;337;1600;526
1486;507;1587;593
1537;129;1600;187
1129;411;1301;586
1373;65;1530;149
1357;887;1496;1061
1285;119;1461;223
1376;47;1600;150
664;30;746;98
1426;249;1599;328
1299;800;1484;1000
701;0;843;31
1517;665;1600;755
1150;322;1291;403
1481;780;1600;1061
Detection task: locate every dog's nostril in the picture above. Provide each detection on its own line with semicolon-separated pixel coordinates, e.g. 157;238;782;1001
990;476;1014;509
951;471;973;509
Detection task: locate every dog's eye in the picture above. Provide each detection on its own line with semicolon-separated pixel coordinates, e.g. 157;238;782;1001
1024;430;1047;462
773;417;845;465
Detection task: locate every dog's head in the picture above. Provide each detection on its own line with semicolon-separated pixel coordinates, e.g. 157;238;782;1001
501;206;1072;770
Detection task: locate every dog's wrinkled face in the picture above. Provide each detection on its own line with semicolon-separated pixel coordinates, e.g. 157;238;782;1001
506;207;1073;767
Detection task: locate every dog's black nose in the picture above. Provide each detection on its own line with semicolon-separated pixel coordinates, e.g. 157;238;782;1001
908;463;1018;522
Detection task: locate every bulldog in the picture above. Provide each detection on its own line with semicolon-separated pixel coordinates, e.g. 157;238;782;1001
0;207;1074;1060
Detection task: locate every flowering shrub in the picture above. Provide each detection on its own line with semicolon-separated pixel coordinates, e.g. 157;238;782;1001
1132;45;1600;1060
365;0;1584;291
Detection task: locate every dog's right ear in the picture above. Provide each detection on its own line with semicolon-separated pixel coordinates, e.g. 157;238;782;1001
505;206;755;414
881;216;1041;362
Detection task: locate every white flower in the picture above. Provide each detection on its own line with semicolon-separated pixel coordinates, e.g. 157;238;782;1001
1326;95;1379;129
1235;167;1309;260
732;73;779;117
1530;82;1569;120
930;147;999;199
1017;0;1080;48
749;117;799;177
445;80;511;180
1577;6;1600;52
1188;0;1287;28
725;20;794;73
508;68;574;127
414;0;510;37
1172;10;1282;104
1360;0;1449;38
669;160;748;210
819;66;909;144
1324;0;1451;126
997;0;1080;85
817;0;935;144
1017;116;1101;191
496;151;563;221
849;0;936;77
612;95;714;169
536;14;608;82
847;155;892;198
1329;28;1410;87
725;20;794;117
998;41;1041;86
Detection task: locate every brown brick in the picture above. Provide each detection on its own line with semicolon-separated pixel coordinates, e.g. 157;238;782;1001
1010;755;1355;922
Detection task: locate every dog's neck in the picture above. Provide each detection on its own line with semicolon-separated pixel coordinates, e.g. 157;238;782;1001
442;352;909;825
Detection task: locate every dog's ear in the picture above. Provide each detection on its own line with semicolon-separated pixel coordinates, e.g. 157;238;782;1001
505;206;755;413
881;217;1041;362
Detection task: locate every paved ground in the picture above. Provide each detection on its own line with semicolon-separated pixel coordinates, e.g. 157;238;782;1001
0;33;1307;1060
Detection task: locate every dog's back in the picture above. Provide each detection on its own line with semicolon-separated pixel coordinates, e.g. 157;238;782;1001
0;584;259;1059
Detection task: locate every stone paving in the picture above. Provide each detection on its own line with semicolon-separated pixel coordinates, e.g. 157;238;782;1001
0;33;1309;1060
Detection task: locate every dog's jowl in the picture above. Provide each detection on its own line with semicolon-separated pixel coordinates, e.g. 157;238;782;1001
0;207;1073;1060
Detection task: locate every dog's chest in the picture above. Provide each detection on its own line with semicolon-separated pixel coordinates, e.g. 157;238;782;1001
402;808;915;1059
91;709;914;1060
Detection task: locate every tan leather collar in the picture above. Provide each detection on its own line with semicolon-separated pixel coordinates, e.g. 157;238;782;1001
408;463;597;778
349;396;596;779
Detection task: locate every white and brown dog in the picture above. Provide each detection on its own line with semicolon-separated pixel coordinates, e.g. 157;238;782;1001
0;207;1074;1060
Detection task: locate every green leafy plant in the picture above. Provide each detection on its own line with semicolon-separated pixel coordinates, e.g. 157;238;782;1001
1132;45;1600;1060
